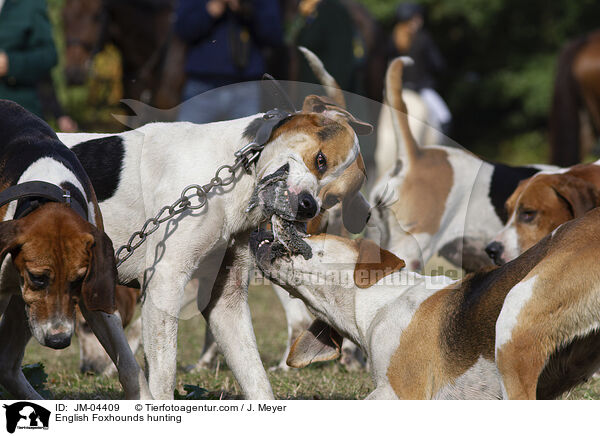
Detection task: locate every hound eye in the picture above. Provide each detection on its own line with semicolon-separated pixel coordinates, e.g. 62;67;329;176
316;151;327;173
518;210;537;223
27;272;49;289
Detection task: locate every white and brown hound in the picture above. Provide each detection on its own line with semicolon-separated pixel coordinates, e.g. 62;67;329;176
486;160;600;264
0;100;150;399
251;207;600;399
188;48;368;373
58;78;372;398
369;58;556;273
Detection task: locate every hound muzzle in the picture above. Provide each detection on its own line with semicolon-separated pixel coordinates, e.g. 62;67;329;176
27;311;75;350
247;163;319;222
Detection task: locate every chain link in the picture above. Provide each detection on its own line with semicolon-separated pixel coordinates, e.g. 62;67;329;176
114;154;250;268
113;108;292;268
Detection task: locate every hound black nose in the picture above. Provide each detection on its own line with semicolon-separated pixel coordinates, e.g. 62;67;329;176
44;332;71;350
485;241;504;265
297;192;318;219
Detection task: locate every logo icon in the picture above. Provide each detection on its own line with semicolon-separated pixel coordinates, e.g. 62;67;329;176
3;402;50;433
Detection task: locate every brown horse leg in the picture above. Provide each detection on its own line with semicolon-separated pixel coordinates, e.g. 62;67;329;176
574;39;600;138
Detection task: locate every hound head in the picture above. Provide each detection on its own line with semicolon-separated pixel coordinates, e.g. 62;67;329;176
486;172;600;265
250;95;372;233
0;203;116;349
250;230;404;301
250;230;404;367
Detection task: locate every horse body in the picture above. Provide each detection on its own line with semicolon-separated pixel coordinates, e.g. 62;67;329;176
63;0;185;116
550;30;600;166
63;0;384;126
574;33;600;138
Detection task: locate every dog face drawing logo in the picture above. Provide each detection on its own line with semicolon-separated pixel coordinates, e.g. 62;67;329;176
3;402;50;433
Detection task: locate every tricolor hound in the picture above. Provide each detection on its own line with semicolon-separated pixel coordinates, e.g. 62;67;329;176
0;100;150;399
251;208;600;399
486;160;600;264
369;58;556;273
58;93;372;399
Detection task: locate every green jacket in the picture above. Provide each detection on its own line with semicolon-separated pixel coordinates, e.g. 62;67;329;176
0;0;57;117
295;0;356;92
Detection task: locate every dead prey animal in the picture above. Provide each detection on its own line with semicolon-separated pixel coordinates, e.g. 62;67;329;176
271;215;312;260
247;164;312;260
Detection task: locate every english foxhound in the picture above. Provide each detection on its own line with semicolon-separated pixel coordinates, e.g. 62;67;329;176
58;88;372;399
486;160;600;264
0;100;150;399
251;208;600;399
369;58;556;273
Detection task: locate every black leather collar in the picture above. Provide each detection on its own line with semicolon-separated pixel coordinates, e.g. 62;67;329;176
0;181;89;221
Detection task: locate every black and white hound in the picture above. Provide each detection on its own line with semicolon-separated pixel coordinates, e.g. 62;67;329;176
59;93;372;399
0;99;150;399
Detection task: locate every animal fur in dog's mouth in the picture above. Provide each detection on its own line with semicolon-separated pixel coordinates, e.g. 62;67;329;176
270;215;312;260
250;223;311;270
246;163;298;221
246;163;312;259
250;229;282;266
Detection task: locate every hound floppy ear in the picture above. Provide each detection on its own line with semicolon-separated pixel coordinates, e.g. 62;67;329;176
286;320;343;368
81;227;117;313
551;175;600;218
302;95;373;135
0;220;21;261
321;156;371;234
354;239;405;288
343;191;371;234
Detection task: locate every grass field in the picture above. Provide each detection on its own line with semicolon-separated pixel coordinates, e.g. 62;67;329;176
21;284;374;400
18;278;600;400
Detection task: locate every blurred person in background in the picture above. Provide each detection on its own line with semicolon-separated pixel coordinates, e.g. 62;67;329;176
391;3;452;135
0;0;57;117
287;0;356;92
175;0;282;123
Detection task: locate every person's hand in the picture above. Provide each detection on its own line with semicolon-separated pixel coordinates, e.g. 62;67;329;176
299;0;321;17
206;0;226;18
0;52;9;77
58;116;78;133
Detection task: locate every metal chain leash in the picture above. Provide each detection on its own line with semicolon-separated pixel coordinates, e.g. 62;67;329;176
113;108;292;268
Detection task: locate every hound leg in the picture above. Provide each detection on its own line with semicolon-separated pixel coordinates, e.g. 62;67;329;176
270;284;312;371
366;383;398;400
79;303;152;399
202;235;274;399
183;276;220;372
340;340;367;371
124;317;143;358
140;267;189;400
189;328;220;371
496;335;545;400
0;296;43;399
